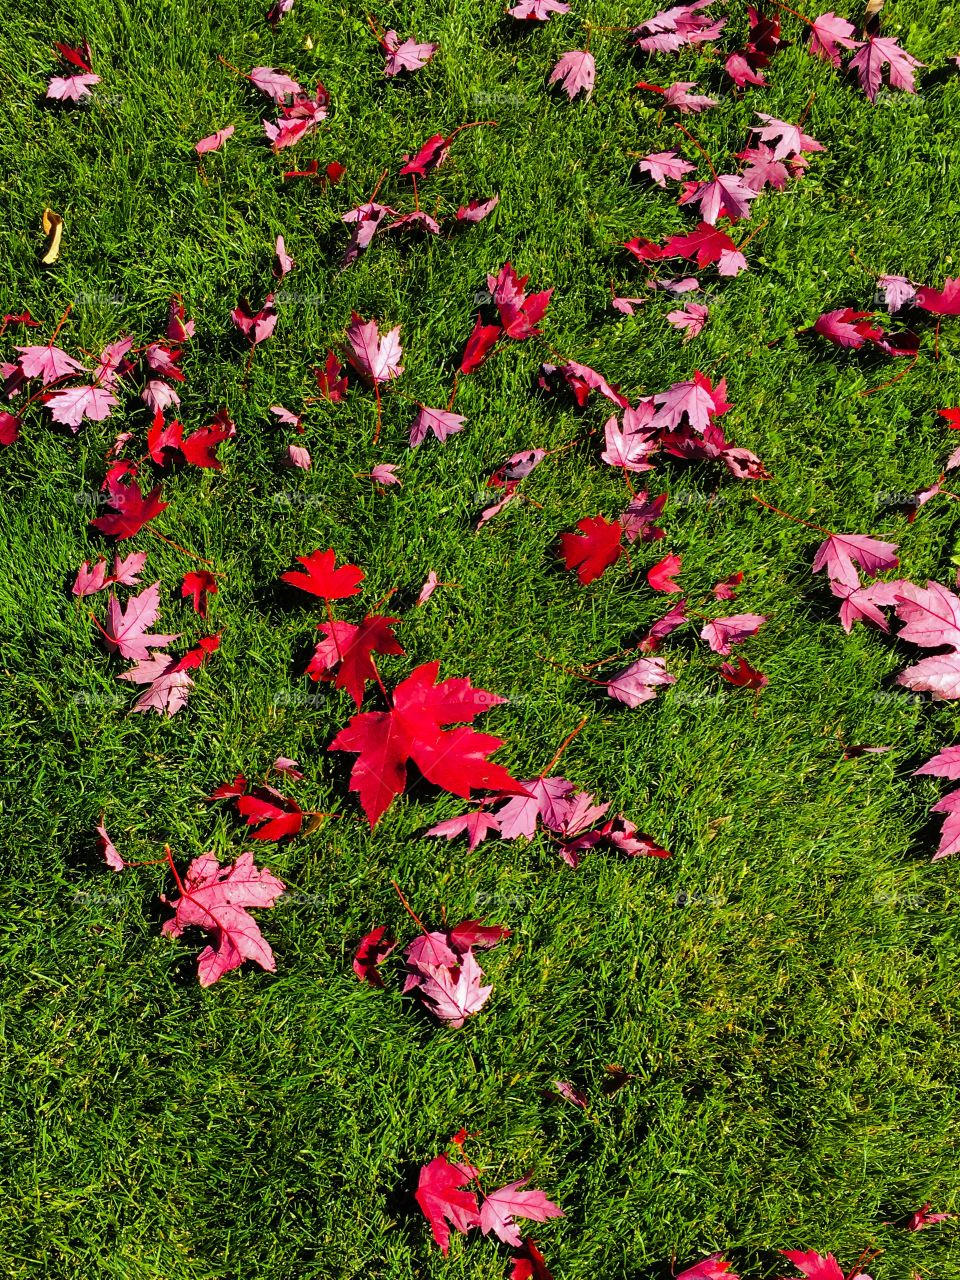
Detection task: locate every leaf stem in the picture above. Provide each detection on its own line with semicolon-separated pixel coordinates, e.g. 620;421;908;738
768;0;813;26
541;715;589;774
146;527;215;565
674;123;717;180
48;304;73;347
391;880;428;933
749;494;833;535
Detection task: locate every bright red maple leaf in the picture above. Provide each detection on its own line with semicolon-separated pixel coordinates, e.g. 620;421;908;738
161;851;286;986
647;552;682;592
329;661;526;825
719;656;768;688
511;1238;554;1280
415;1154;481;1254
559;515;624;584
488;262;553;339
181;410;236;468
182;571;218;616
90;468;168;540
916;278;960;315
676;1256;740;1280
399;133;451;177
210;775;247;801
236;786;304;840
460;316;501;374
813;309;884;349
780;1250;845;1280
314;350;348;401
353;926;396;985
307;615;404;706
281;548;364;599
661;222;740;268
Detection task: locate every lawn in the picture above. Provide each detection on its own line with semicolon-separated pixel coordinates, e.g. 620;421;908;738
2;0;960;1276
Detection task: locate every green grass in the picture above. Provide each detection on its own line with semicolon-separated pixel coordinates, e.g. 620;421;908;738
2;0;960;1276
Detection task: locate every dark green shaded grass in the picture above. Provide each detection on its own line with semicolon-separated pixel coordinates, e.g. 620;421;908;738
2;0;960;1276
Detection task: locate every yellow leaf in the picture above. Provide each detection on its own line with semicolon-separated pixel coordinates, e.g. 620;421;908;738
40;208;64;264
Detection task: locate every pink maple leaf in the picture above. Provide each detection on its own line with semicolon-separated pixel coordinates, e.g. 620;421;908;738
851;36;923;102
700;613;767;654
738;144;791;192
601;405;659;473
425;809;501;850
811;532;899;591
97;822;125;872
878;274;917;312
410;948;494;1027
508;0;570;18
101;582;178;660
46;384;119;430
662;81;718;113
652;372;727;433
479;1180;564;1248
606;657;676;707
809;11;859;66
249;66;302;101
666;302;709;340
549;51;596;100
751;113;825;160
345;313;403;383
16;344;85;383
686;174;758;224
231;295;277;345
630;1;727;53
456;195;500;223
383;30;438;76
47;73;100;101
639;150;696;187
195;125;235;154
161;851;286;986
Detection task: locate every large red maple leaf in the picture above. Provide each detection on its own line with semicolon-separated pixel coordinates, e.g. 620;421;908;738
329;661;527;825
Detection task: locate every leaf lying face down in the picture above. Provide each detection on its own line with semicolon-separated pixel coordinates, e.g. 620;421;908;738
161;851;286;986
